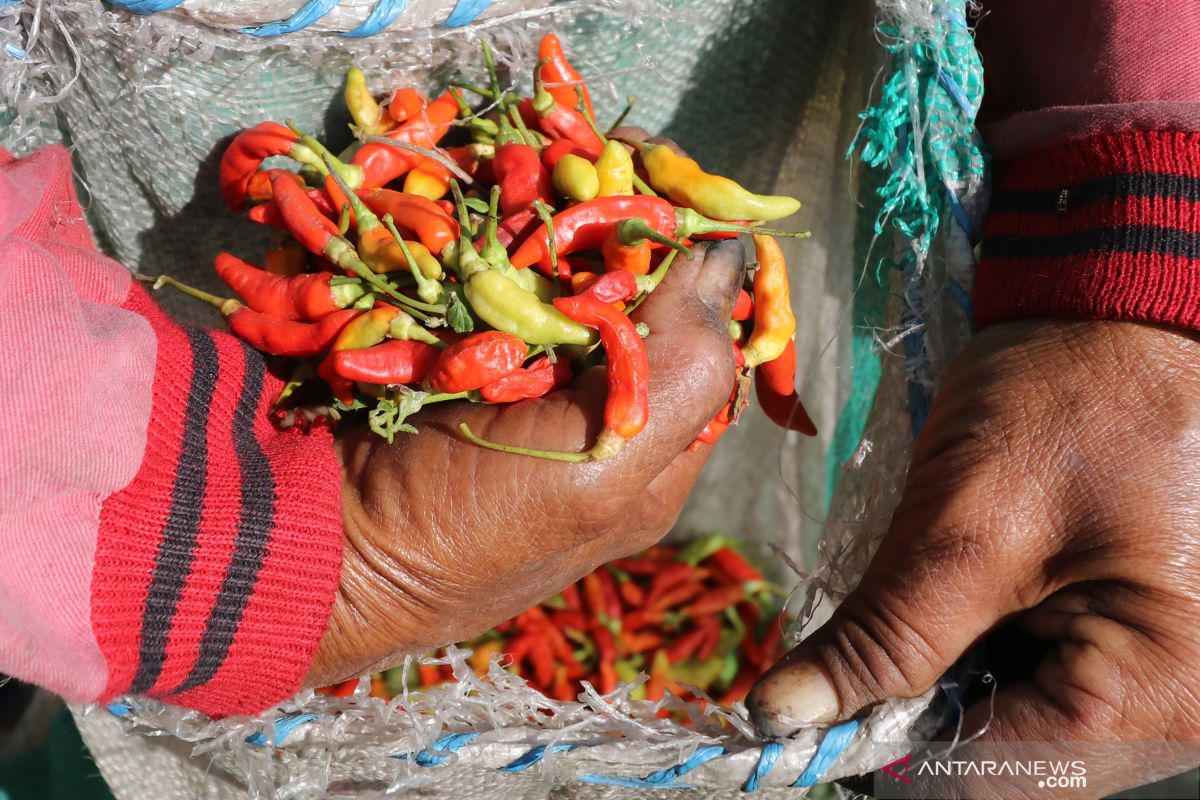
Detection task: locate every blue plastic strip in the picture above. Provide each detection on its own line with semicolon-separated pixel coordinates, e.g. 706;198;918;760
106;1;186;13
395;732;480;767
106;702;132;717
934;64;974;121
500;743;577;772
439;0;489;27
791;720;860;788
239;0;339;37
742;741;783;792
945;184;976;244
342;0;410;38
3;42;25;59
948;277;973;320
244;712;318;747
579;745;726;788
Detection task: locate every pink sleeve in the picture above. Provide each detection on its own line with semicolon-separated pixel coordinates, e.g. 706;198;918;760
0;146;153;701
973;3;1200;334
976;0;1200;159
0;145;346;718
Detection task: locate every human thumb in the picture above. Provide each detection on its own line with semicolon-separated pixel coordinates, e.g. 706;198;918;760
745;482;1034;738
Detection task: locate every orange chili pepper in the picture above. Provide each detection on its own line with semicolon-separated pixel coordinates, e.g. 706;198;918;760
537;33;593;119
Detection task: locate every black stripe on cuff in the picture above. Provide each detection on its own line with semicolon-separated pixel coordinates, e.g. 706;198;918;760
131;328;217;695
983;224;1200;261
989;172;1200;214
173;344;277;694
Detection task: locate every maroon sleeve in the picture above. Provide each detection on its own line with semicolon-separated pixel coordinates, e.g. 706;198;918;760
973;0;1200;331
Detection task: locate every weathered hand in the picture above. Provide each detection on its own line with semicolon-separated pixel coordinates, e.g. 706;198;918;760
747;319;1200;797
305;239;745;686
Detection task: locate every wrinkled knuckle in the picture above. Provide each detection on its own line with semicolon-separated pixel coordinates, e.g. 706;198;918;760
818;596;944;713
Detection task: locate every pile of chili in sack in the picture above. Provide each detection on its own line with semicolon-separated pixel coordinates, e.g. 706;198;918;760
152;33;815;462
318;536;789;709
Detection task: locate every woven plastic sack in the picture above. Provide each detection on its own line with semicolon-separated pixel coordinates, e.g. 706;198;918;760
0;0;986;796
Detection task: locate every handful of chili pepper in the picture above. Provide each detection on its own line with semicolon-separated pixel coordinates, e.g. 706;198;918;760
154;34;816;456
319;536;790;711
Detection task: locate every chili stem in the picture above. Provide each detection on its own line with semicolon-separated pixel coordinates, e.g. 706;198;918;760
624;247;681;315
360;135;474;184
457;423;591;463
152;275;237;312
608;95;636;133
381;213;444;304
449;81;497;98
532;199;559;277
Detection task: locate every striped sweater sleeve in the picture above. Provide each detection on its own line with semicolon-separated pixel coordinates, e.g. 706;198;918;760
0;144;344;718
973;1;1200;332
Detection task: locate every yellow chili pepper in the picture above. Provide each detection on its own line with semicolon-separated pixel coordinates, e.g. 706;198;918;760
641;144;801;222
459;238;594;346
552;153;600;203
403;159;451;201
595;140;634;197
344;67;394;136
742;235;795;367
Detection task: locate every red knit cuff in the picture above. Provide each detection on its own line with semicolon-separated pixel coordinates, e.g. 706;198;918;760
975;130;1200;331
93;283;344;718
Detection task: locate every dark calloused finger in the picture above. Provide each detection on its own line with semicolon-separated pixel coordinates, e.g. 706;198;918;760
745;479;1048;737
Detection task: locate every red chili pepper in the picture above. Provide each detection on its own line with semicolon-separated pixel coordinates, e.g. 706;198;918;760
269;172;342;254
619;630;663;655
593;626;616;663
693;412;731;447
358;188;460;256
719;669;758;706
332;339;441;385
229;307;361;357
645;563;699;609
616;575;645;608
523;63;604;154
706;547;763;583
542;139;599;170
417;663;442;686
219;122;318;212
247;188;337;232
387;87;427;123
680;583;745;617
495;208;539;249
263;240;308;276
581;572;607;621
245;168;304;203
561;582;582;611
595;566;623;624
428;331;527;393
551;609;587;632
458;295;648;463
479;354;572;403
316;678;359;697
511;197;769;271
352;90;459;187
622;609;666;631
538;33;594;119
610;556;661;575
597;659;618;694
214;253;360;322
695;614;723;661
665;627;707;663
755;339;817;435
732;289;753;321
493;143;554;216
651;580;707;612
551;294;648;452
574;268;639;304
